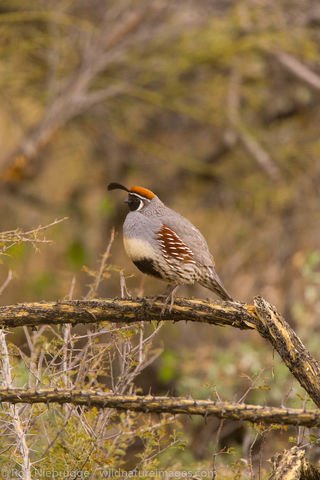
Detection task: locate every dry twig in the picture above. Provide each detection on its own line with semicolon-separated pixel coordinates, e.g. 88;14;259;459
274;51;320;91
0;272;31;478
0;217;68;255
227;68;281;181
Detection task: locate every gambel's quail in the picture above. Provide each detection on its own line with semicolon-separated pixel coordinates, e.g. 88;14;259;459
108;182;233;308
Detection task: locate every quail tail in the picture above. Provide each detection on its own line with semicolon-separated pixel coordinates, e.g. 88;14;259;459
200;267;233;302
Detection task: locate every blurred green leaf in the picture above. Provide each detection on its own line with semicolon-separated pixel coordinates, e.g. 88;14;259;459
157;349;178;384
30;272;57;297
67;240;88;268
99;196;115;215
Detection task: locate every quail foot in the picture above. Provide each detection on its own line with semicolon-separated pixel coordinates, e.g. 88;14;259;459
108;183;233;311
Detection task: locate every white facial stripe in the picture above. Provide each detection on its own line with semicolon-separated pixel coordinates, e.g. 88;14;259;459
136;199;143;211
130;193;151;202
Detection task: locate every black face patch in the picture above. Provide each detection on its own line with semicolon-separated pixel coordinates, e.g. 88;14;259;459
133;259;162;279
127;194;143;211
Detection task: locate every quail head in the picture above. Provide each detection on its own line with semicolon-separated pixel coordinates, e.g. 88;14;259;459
108;182;233;304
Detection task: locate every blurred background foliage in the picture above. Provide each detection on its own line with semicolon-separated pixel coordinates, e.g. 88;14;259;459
1;0;320;476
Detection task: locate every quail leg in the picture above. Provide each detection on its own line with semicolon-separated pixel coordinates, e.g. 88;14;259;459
120;270;131;298
161;284;180;314
150;284;180;314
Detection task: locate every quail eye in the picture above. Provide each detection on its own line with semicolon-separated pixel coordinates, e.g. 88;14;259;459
127;195;143;211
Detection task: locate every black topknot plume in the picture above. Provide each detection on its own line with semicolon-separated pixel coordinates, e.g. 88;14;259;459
107;182;129;192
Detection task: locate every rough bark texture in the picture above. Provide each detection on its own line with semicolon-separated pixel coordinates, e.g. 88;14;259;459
0;388;320;427
1;296;320;408
272;446;320;480
254;297;320;408
0;297;255;329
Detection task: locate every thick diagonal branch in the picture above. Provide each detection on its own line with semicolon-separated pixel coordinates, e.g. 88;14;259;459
271;446;320;480
254;296;320;409
0;388;319;428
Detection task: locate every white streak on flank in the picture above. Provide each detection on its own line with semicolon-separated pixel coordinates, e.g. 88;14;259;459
123;237;156;261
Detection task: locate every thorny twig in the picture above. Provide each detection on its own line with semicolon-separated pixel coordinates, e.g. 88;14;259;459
0;221;169;471
85;228;115;299
0;272;31;478
0;217;68;255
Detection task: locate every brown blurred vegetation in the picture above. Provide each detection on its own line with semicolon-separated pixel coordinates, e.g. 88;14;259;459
1;0;320;476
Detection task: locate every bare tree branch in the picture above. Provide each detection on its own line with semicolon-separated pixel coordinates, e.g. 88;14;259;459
0;297;255;329
271;446;320;480
85;227;115;299
274;50;320;91
227;68;282;181
0;5;163;186
1;296;320;408
0;217;68;255
0;271;31;477
254;296;320;409
0;389;319;428
0;327;31;477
